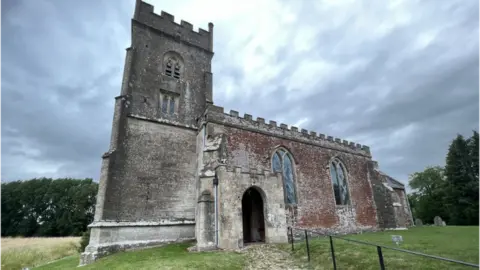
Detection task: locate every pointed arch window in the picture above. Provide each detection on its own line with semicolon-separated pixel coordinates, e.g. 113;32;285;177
272;148;297;205
165;57;181;79
330;158;350;205
163;51;184;79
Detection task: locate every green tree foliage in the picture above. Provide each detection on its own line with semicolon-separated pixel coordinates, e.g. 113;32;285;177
408;131;479;225
444;132;479;225
408;166;448;223
1;178;98;237
468;131;479;181
78;229;91;252
464;131;480;224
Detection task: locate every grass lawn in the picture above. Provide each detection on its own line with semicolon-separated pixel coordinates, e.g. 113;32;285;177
34;242;246;270
5;226;478;270
280;226;479;270
1;237;80;270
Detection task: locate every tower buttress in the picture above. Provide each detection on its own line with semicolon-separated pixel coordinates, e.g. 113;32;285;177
81;2;215;266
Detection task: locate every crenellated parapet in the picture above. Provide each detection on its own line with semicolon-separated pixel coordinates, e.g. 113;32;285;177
134;1;213;52
199;105;371;157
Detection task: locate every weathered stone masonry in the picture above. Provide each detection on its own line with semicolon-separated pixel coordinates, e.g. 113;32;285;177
198;106;378;234
80;0;413;265
80;1;214;265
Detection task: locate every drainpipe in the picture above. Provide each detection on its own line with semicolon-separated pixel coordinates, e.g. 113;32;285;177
213;172;219;248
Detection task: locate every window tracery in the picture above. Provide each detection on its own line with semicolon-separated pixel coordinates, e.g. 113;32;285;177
272;148;297;205
160;93;176;116
163;51;183;79
330;158;350;205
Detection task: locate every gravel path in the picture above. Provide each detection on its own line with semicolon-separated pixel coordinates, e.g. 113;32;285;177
240;243;309;270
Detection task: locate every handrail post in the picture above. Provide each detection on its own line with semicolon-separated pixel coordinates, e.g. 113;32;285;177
329;236;337;270
377;246;385;270
290;227;294;251
304;230;310;262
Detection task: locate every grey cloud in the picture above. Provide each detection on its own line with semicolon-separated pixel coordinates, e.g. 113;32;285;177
2;0;130;181
2;0;478;186
214;0;479;184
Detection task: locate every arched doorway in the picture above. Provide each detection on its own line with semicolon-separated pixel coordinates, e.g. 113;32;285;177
242;187;266;244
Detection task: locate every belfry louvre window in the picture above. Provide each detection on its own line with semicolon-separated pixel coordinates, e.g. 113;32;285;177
272;148;297;205
330;158;350;205
165;57;181;79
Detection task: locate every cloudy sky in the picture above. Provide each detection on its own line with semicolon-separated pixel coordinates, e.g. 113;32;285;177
2;0;479;187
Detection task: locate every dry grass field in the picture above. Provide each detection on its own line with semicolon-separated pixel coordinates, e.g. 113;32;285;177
1;237;80;270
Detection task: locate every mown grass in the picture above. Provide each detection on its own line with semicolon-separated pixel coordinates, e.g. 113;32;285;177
280;226;479;270
6;226;478;270
35;242;246;270
1;237;80;270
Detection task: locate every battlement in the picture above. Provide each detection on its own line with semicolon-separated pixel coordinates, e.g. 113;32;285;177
201;105;371;157
134;1;213;52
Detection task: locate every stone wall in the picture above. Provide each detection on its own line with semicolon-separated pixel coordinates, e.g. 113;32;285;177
129;12;213;127
106;117;198;221
216;166;288;249
368;163;397;229
97;0;214;223
199;105;378;235
368;162;414;229
395;188;414;227
81;1;214;265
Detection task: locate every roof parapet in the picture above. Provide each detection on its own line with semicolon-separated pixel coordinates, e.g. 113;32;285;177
201;105;371;156
133;1;213;52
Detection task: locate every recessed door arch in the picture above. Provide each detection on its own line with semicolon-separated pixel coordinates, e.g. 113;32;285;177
241;187;266;244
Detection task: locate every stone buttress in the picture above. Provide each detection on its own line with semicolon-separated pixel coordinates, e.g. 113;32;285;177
80;1;214;265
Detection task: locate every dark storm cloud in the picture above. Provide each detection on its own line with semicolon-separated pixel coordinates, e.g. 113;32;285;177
212;0;479;185
2;0;134;180
2;0;478;187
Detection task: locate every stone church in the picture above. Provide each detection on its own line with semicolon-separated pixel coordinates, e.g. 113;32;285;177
80;0;413;265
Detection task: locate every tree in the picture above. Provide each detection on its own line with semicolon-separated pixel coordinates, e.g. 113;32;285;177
408;166;448;223
409;166;446;196
468;130;479;181
444;133;479;225
465;131;479;224
407;193;419;219
1;178;98;237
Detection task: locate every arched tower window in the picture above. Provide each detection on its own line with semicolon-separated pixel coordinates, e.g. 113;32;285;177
330;158;350;205
163;51;183;79
272;148;297;205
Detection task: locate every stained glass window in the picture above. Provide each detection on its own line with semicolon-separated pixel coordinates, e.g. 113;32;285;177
272;148;297;205
330;159;350;205
272;153;282;173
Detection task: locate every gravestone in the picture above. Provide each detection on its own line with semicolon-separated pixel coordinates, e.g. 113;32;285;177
434;216;443;226
391;235;403;246
441;221;446;226
415;218;423;226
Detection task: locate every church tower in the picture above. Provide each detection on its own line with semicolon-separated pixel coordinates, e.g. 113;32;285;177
80;0;214;265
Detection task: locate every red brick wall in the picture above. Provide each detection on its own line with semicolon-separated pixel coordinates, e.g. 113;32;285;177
224;126;377;229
